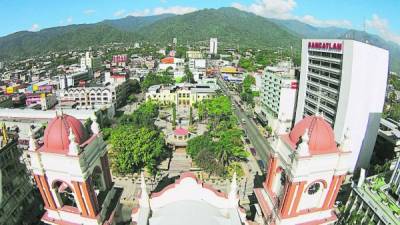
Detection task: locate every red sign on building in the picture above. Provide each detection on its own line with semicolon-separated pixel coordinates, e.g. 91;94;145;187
308;42;342;51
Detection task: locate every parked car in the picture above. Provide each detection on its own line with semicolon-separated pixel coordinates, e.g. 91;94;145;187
250;147;256;156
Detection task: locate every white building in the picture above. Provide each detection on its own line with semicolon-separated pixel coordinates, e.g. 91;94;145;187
59;71;91;90
189;59;207;82
254;114;352;225
295;39;389;171
131;172;249;225
210;38;218;55
260;61;298;133
80;52;92;71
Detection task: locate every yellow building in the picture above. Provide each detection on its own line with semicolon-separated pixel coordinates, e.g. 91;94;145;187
146;83;216;106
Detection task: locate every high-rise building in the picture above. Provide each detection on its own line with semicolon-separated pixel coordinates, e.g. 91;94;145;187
343;170;400;224
173;37;177;46
0;126;41;225
390;156;400;196
209;38;218;55
295;39;389;171
27;113;122;224
260;61;298;134
254;115;352;224
80;52;92;71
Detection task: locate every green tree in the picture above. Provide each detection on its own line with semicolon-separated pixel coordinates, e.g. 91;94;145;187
194;150;224;176
187;134;214;158
189;106;193;125
182;65;194;83
128;101;159;128
214;129;249;166
172;103;177;128
109;126;167;174
141;72;174;91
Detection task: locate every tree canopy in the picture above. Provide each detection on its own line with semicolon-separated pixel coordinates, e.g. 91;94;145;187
109;126;166;174
141;72;174;90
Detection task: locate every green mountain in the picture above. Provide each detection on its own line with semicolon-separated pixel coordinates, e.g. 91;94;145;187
0;6;399;74
0;7;300;60
269;19;348;38
135;7;300;49
0;24;140;59
100;14;175;32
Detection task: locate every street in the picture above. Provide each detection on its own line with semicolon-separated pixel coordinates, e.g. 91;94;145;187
217;77;272;171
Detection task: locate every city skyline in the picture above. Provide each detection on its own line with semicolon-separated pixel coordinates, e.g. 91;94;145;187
0;0;399;45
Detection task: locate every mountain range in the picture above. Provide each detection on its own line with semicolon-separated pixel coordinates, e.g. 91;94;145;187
0;7;399;73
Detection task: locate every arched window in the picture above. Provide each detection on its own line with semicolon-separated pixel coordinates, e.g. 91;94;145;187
52;181;77;208
273;167;286;197
91;166;104;192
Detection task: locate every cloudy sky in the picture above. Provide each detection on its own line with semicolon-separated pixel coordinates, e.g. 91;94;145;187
0;0;399;45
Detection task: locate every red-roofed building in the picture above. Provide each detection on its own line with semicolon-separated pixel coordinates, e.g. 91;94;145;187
254;113;352;225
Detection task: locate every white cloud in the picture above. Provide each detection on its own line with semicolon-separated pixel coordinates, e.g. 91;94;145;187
153;6;197;15
232;0;296;20
366;14;400;45
300;15;352;28
114;9;126;17
59;16;73;26
29;24;40;32
128;9;151;17
127;6;197;17
232;0;352;28
83;9;96;15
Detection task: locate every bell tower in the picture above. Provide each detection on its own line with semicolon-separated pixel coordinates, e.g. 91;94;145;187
255;115;352;225
27;113;122;225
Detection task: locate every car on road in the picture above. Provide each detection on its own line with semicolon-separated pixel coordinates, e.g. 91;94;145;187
245;138;251;144
250;147;256;156
257;160;266;171
241;118;246;124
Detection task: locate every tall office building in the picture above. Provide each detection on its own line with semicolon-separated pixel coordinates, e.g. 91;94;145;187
0;127;41;225
390;156;400;197
260;61;298;134
209;38;218;55
295;39;389;171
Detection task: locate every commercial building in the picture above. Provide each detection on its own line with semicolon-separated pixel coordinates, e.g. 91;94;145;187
0;128;42;225
254;115;352;224
80;52;92;71
209;38;218;55
391;157;400;197
131;172;249;225
372;118;400;167
25;93;57;110
186;51;203;59
295;39;389;171
59;70;91;90
112;54;128;67
59;86;116;109
260;61;298;133
343;172;400;224
146;83;217;106
27;113;122;224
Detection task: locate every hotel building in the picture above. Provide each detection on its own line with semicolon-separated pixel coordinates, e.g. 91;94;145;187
295;39;389;171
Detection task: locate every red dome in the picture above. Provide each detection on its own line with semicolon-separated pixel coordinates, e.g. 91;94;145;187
288;115;337;154
42;114;88;154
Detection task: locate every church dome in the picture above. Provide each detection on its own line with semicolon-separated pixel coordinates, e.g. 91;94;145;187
288;115;337;154
42;114;88;154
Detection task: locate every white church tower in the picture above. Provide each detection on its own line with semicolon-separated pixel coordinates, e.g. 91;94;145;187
254;114;352;224
27;113;122;225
